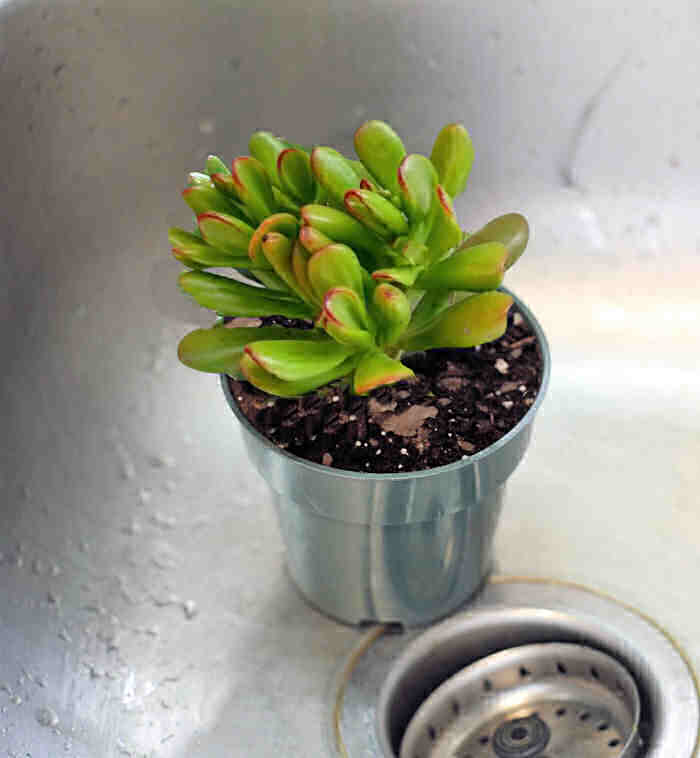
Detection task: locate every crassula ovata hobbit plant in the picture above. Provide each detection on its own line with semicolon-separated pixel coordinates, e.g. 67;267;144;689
172;121;529;397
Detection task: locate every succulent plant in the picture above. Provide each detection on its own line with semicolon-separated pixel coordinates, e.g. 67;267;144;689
172;121;528;396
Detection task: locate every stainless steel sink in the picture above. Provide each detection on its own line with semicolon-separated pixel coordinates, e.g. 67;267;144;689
1;1;699;756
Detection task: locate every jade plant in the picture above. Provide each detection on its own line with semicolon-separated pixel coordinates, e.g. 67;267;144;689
172;121;528;396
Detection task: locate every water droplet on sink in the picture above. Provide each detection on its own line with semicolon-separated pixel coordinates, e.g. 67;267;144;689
120;461;136;480
151;551;178;571
47;591;61;607
10;694;23;705
121;520;141;536
14;554;25;569
153;592;180;607
137;488;152;506
182;600;199;619
163;479;177;493
36;706;59;728
35;675;47;688
82;604;106;616
58;628;72;643
149;453;176;469
50;563;62;577
32;558;44;575
150;512;176;530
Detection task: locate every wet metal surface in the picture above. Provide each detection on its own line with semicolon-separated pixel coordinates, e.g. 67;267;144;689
1;0;699;756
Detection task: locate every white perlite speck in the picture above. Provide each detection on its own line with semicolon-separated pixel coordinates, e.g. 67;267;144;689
495;358;509;374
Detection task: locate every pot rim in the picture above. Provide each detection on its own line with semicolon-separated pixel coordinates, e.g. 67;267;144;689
220;287;550;481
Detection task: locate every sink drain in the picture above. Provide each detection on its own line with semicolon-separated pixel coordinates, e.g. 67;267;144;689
352;580;700;758
399;643;641;758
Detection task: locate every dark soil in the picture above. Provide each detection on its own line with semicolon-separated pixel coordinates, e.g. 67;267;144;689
228;310;543;473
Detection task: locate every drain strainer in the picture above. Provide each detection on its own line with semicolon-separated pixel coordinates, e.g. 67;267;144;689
399;643;641;758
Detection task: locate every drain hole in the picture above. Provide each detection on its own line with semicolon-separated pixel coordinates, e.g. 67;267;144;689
478;735;489;745
555;707;567;717
609;738;621;748
591;666;600;680
580;711;591;722
598;722;610;732
510;726;528;740
557;662;567;674
451;700;460;716
427;725;436;741
482;678;493;692
519;666;531;677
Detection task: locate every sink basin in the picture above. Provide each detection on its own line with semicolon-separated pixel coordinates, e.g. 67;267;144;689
1;1;698;755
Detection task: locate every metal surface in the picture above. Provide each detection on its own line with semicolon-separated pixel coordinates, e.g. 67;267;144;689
221;293;549;626
398;643;641;758
1;0;699;755
365;580;699;758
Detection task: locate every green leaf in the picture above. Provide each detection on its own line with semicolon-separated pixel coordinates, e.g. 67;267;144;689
344;189;409;239
231;156;276;224
397;154;438;226
372;284;411;346
307;243;365;301
291;242;319;306
239;352;357;397
430;123;474;197
182;185;236;216
391;237;429;265
415;242;508;291
187;171;213;187
261;233;315;304
298;224;334;254
425;185;462;263
371;266;423;287
177;325;319;374
178;271;313;319
310;147;362;207
300;204;390;266
353;351;414;395
462;213;529;270
271;186;301;214
253;270;291;292
318;287;375;349
244;339;355;381
354;120;406;196
406;290;453;336
205;154;230;177
169;227;256;269
277;148;315;204
248;213;299;268
401;291;513;351
197;212;255;255
248;131;293;185
210;172;238;198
